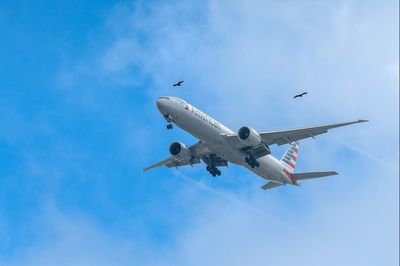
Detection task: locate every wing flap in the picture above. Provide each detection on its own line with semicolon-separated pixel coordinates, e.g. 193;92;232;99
292;171;338;180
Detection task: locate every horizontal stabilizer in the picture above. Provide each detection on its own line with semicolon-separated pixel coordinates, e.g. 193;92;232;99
261;181;282;190
292;171;338;181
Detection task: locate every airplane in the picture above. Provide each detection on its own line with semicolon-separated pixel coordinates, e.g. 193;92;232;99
144;96;368;190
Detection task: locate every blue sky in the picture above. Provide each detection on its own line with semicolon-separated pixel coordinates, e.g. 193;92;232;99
0;1;398;265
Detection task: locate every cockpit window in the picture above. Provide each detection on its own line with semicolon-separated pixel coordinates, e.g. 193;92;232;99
176;98;187;104
172;97;187;105
159;96;170;100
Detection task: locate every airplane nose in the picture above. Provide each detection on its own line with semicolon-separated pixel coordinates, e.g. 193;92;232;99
156;99;163;109
156;96;170;114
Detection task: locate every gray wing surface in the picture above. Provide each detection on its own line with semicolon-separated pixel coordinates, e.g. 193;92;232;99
143;141;225;171
259;120;367;146
261;181;282;190
143;157;198;171
223;119;367;148
291;171;338;180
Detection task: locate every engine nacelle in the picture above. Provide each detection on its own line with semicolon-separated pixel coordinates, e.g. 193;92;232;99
238;126;262;147
169;142;192;161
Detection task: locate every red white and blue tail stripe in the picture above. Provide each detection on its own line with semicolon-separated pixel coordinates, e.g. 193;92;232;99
280;141;299;174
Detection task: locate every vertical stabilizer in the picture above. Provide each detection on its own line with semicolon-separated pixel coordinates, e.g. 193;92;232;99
280;142;299;173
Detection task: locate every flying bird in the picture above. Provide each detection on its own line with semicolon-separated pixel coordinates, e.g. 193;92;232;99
173;81;184;87
293;92;308;99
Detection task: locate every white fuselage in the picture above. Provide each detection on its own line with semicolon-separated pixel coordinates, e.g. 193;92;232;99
156;96;293;184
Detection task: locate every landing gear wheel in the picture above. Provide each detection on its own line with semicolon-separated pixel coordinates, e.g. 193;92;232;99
164;114;173;130
206;165;221;177
246;156;260;168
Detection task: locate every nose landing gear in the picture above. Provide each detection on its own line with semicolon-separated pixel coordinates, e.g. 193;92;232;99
164;114;173;130
245;156;260;168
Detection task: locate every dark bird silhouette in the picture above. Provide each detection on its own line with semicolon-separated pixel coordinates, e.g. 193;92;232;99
293;92;308;99
173;81;184;87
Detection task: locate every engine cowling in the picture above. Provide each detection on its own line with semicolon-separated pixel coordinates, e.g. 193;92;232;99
169;142;192;161
238;126;262;146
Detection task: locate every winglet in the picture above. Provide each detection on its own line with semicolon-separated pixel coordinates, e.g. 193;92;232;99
358;119;369;123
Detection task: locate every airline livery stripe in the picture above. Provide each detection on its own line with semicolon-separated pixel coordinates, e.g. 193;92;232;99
282;168;292;177
291;155;297;161
288;162;295;168
284;162;294;170
282;168;296;184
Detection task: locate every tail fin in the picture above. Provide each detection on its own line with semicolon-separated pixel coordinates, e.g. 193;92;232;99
280;141;299;173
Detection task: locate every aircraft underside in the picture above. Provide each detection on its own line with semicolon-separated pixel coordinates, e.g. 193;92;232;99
144;96;367;190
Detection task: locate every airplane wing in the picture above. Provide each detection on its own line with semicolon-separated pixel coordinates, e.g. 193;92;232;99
143;141;226;171
223;119;367;148
259;119;368;146
143;157;186;171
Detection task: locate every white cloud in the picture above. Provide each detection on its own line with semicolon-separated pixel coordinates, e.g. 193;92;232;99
0;205;146;266
98;0;398;128
40;0;399;265
5;167;396;266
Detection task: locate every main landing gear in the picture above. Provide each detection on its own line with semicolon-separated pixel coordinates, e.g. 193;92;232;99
164;114;173;130
245;156;260;168
206;165;221;177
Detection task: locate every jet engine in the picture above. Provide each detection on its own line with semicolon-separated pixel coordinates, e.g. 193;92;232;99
169;142;192;161
238;126;262;146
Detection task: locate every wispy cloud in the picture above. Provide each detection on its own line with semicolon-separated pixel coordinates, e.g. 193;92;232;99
4;0;398;265
99;1;398;264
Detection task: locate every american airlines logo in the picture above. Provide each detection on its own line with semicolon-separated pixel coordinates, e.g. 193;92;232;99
191;106;222;131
